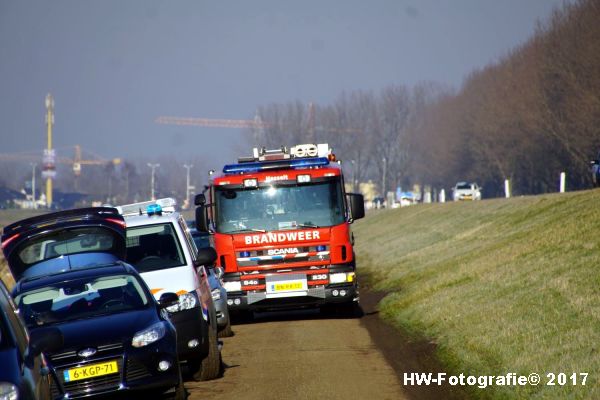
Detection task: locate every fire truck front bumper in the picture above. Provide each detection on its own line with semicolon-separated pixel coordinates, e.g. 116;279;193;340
224;283;359;311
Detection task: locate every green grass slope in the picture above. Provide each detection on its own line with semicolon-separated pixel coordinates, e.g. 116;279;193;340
353;191;599;399
0;209;43;287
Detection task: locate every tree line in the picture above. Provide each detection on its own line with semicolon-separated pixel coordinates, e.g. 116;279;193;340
2;0;598;205
253;0;600;198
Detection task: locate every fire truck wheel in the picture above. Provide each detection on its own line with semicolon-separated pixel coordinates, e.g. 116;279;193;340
321;302;361;318
230;310;254;324
189;323;222;381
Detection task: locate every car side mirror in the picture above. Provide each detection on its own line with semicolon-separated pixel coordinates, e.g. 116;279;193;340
158;292;179;309
26;327;63;368
347;193;365;221
196;247;217;266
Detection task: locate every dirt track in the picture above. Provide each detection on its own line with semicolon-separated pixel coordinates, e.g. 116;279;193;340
183;291;467;400
185;309;404;400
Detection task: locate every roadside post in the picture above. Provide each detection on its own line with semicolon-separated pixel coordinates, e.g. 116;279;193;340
504;179;511;198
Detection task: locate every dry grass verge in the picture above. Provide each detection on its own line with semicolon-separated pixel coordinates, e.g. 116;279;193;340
354;191;599;399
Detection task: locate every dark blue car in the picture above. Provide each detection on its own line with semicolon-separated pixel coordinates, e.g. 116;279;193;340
0;277;63;400
1;208;184;399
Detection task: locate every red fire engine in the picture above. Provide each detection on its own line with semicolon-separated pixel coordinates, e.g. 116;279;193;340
194;143;365;315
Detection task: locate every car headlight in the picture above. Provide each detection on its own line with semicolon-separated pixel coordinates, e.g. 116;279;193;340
211;288;221;301
166;291;198;313
329;272;355;284
223;281;242;292
132;322;166;348
0;383;17;400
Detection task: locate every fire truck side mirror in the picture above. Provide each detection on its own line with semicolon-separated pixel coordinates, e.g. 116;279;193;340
194;193;206;206
195;205;209;232
196;247;217;266
347;193;365;221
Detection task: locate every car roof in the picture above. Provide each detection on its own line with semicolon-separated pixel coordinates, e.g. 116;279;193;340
13;262;136;294
122;212;181;228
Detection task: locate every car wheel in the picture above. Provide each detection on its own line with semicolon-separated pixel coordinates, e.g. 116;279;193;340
173;370;187;400
189;323;221;381
218;318;233;338
161;368;186;400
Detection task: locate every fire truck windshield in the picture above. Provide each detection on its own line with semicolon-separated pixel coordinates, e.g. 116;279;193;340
214;179;345;233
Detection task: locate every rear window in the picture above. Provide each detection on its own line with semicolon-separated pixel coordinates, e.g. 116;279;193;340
15;227;119;267
125;223;186;273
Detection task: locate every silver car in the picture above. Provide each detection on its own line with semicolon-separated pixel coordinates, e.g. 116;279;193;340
187;224;233;338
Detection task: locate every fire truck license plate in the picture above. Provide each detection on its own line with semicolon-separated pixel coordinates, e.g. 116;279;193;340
266;275;308;296
274;282;304;291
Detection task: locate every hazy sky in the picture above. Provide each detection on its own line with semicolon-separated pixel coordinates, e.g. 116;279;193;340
0;0;565;166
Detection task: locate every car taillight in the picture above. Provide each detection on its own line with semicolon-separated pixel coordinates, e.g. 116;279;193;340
1;233;20;249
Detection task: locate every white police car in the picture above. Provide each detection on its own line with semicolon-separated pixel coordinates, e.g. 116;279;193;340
116;198;222;381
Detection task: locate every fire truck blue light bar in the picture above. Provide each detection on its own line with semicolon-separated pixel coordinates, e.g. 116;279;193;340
223;157;329;174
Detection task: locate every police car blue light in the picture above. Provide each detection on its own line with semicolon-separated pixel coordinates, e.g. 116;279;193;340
147;204;162;216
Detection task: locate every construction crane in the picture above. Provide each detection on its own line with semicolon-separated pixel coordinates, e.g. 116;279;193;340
0;144;120;191
155;103;361;142
0;145;120;173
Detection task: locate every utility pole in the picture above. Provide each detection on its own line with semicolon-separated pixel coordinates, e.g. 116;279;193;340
30;163;37;209
43;94;55;208
147;163;160;200
350;160;357;192
183;164;194;208
382;157;387;200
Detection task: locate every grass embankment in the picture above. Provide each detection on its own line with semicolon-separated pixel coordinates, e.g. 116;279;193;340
0;209;43;288
353;191;599;399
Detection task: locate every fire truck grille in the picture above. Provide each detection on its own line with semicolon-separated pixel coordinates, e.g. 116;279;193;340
237;251;329;267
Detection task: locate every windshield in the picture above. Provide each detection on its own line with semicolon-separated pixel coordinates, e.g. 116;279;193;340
455;183;472;190
125;223;186;273
15;274;149;328
215;179;345;233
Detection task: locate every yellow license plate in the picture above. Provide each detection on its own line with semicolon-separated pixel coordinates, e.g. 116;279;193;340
63;360;119;382
273;282;304;292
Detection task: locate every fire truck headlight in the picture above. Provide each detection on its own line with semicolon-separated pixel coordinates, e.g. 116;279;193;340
329;273;347;284
223;281;242;292
329;272;355;284
244;178;258;188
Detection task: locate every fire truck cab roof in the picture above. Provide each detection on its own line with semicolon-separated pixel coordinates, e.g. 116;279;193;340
222;143;336;175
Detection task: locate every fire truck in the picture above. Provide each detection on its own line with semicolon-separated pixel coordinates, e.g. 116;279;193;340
194;143;365;315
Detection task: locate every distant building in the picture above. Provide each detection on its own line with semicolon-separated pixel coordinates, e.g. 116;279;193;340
0;187;26;208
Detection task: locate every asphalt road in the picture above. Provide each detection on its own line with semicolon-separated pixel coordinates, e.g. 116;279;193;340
183;307;407;400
